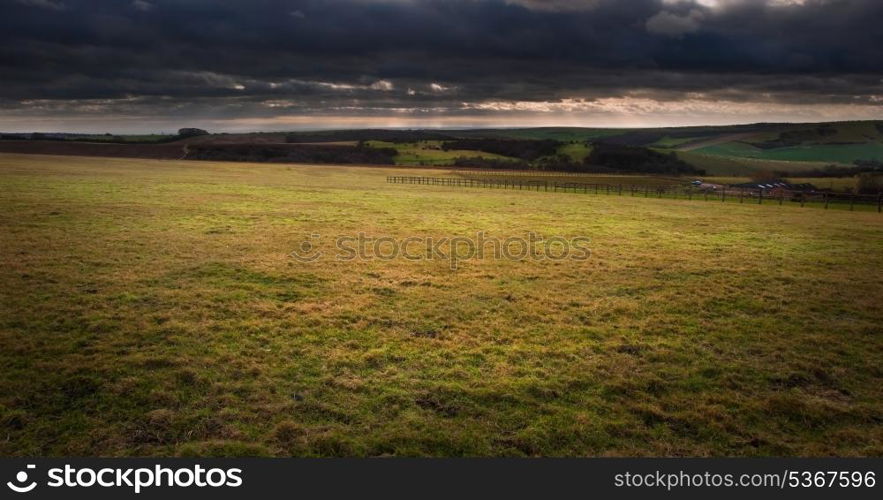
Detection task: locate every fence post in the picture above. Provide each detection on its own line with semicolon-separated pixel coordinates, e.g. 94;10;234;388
824;193;829;210
618;185;622;196
850;194;855;211
739;189;743;203
758;189;763;204
779;191;784;206
645;187;649;198
800;193;805;208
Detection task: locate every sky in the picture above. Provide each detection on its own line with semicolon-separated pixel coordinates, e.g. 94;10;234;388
1;0;882;133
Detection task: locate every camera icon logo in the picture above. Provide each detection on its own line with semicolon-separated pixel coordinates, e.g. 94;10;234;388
289;234;322;262
7;464;37;493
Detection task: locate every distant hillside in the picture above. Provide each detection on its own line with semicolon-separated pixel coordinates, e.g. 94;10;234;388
277;121;883;174
4;120;882;174
478;121;883;175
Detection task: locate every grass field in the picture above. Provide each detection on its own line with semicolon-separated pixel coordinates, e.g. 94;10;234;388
556;142;592;162
2;153;883;457
364;139;591;165
366;140;515;165
695;141;883;164
675;150;837;176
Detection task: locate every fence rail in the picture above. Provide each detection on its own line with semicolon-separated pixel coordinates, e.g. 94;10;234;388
455;169;608;177
386;175;883;212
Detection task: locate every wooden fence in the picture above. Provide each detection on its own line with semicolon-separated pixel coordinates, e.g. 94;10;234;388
455;170;605;177
386;176;883;212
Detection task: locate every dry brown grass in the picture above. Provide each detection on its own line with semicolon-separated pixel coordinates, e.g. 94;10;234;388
1;153;882;456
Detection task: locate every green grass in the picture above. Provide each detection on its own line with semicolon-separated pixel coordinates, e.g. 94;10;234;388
695;141;883;164
366;140;517;165
676;150;836;176
555;142;592;162
2;153;883;457
369;139;592;166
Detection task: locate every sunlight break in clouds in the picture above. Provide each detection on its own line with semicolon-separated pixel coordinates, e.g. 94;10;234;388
2;0;879;131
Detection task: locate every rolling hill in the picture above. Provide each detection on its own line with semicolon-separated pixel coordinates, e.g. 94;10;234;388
3;120;882;175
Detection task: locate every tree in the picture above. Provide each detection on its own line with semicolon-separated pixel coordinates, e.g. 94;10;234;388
177;128;209;138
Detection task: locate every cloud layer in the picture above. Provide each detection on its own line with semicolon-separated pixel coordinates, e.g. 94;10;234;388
2;0;882;131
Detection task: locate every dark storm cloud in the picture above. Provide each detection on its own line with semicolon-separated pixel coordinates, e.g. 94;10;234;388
1;0;882;128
